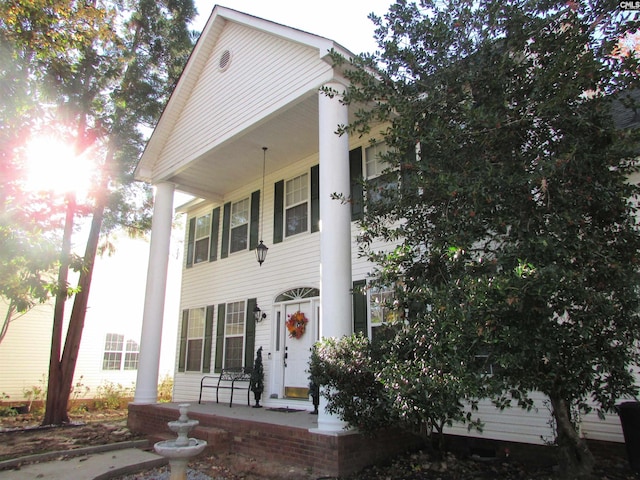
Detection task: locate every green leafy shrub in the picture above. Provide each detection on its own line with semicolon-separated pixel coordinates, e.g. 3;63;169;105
309;333;393;434
23;374;47;414
0;405;17;417
94;382;133;410
157;375;173;403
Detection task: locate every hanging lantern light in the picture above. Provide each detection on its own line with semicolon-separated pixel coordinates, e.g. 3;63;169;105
257;147;268;266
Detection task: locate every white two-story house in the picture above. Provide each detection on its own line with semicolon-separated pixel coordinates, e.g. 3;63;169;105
132;5;629;447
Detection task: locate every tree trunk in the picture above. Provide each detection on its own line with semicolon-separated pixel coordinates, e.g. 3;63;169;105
549;394;595;479
42;157;110;426
0;300;16;344
42;193;75;425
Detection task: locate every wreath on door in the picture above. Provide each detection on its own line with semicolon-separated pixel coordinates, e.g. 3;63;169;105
286;311;308;339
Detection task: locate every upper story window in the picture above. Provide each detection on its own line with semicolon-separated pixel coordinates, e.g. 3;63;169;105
193;213;211;264
285;173;309;237
365;143;389;179
230;198;250;253
365;143;397;206
224;301;245;369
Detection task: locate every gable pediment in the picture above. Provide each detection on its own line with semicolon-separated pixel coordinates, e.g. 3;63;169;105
136;6;352;201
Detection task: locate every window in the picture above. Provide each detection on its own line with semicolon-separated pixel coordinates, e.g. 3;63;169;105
230;198;249;253
365;143;396;205
285;173;308;237
474;348;503;375
365;143;389;179
103;333;124;370
123;340;139;370
224;301;245;369
186;308;205;371
369;286;397;342
194;213;211;264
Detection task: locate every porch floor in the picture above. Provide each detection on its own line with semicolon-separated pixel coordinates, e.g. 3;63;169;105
154;399;319;429
127;401;423;478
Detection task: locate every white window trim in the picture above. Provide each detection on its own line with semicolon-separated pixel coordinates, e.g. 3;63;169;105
193;212;211;265
223;300;246;369
284;172;310;238
185;307;205;372
229;197;250;254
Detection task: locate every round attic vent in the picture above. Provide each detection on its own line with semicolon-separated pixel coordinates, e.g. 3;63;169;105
219;49;232;71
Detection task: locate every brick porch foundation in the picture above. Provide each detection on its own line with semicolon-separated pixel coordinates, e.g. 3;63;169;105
127;402;423;477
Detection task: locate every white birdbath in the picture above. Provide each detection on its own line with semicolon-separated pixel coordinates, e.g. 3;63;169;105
154;403;207;480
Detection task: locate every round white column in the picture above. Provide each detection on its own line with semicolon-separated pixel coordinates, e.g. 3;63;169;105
133;181;175;404
317;81;353;432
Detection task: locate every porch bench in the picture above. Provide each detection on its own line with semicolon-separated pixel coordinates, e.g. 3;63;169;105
198;368;253;407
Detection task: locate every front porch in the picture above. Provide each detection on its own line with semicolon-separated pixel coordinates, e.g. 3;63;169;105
127;401;423;478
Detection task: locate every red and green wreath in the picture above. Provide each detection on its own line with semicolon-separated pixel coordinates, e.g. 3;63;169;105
286;311;308;339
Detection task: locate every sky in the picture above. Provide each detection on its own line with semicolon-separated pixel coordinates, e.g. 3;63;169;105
192;0;394;55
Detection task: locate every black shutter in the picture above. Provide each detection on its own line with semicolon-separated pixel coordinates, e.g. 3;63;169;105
353;280;367;334
245;298;257;370
186;218;196;268
311;164;320;233
250;190;260;250
202;306;214;373
214;303;226;373
349;147;364;221
273;180;284;244
220;202;231;259
178;310;189;372
209;207;220;262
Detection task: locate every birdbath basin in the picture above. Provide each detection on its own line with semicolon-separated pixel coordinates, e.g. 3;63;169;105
154;404;207;480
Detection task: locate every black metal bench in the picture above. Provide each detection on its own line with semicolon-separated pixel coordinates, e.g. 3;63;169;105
198;368;253;407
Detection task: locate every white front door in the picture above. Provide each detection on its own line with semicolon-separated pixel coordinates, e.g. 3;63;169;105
283;301;315;398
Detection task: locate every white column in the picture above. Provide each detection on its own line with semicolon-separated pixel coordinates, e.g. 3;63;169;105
317;81;352;432
133;182;175;404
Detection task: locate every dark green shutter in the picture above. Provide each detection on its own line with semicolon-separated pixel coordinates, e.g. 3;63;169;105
353;280;367;334
209;207;220;262
178;310;189;372
250;190;260;250
245;298;257;370
349;147;364;221
273;180;284;244
400;147;415;198
186;218;196;268
220;202;231;259
202;305;214;373
214;303;226;373
311;164;320;233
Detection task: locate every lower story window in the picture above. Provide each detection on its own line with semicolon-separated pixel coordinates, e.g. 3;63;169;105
103;333;139;370
186;308;205;371
123;340;140;370
103;333;124;370
370;286;397;342
224;301;245;369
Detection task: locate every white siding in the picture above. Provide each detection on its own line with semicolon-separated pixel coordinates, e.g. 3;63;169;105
172;137;632;445
0;301;52;401
0;233;182;403
154;22;333;179
174;152;322;401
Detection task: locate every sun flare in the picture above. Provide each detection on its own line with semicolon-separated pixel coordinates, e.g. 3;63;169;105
24;134;95;197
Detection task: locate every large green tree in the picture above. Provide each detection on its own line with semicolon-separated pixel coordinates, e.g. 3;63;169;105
0;0;196;425
330;1;640;477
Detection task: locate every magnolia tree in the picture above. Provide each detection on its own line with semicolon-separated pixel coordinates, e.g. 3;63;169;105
316;1;640;477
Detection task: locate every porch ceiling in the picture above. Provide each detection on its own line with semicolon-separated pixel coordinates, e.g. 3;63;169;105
168;94;320;202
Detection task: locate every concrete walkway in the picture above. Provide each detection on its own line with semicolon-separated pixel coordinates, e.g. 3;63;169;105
0;441;166;480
